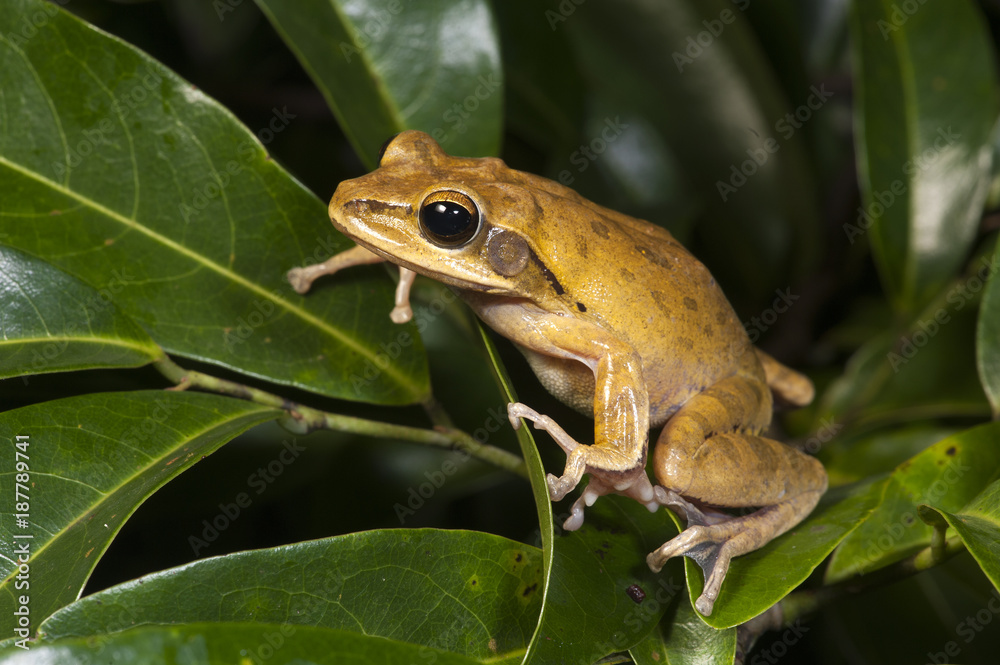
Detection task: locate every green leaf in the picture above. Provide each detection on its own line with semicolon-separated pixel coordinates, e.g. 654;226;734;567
820;425;956;486
494;0;584;153
39;529;542;663
696;476;885;628
0;391;280;627
921;479;1000;590
0;246;162;379
848;0;998;313
479;329;693;663
629;593;736;665
255;0;503;166
572;0;822;303
819;301;990;431
0;0;428;405
825;422;1000;584
976;234;1000;418
0;623;483;665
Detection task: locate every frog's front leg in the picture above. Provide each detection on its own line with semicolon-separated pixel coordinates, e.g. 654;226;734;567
647;374;827;616
466;295;656;527
288;245;417;323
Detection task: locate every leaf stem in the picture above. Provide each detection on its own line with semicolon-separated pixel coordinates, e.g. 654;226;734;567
153;356;527;477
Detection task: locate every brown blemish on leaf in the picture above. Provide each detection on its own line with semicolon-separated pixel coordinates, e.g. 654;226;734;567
946;446;957;456
626;584;646;604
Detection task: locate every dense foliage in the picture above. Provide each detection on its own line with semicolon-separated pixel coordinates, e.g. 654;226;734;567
1;0;999;663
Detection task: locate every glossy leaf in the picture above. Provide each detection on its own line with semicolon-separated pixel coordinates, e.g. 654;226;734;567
825;422;1000;584
0;623;482;665
849;0;998;313
921;479;1000;590
819;302;990;432
480;329;678;664
629;593;736;665
0;0;428;404
820;426;956;486
39;529;542;663
695;476;885;628
493;0;584;154
976;235;1000;418
0;246;162;379
0;391;280;629
572;0;822;304
255;0;503;166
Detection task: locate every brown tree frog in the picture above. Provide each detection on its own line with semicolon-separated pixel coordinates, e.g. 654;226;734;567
288;130;827;616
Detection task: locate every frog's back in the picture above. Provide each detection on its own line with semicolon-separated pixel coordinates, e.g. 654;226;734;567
489;175;757;423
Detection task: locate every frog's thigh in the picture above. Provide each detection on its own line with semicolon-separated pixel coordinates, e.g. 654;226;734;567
653;375;823;506
649;375;826;615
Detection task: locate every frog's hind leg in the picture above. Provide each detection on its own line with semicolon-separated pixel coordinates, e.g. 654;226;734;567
647;375;826;616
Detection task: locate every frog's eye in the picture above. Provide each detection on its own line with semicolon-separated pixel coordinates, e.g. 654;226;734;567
419;191;480;248
377;133;400;166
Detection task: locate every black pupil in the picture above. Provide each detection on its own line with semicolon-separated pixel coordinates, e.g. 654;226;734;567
424;201;472;237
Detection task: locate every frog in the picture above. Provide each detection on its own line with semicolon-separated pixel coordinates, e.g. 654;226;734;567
288;130;827;616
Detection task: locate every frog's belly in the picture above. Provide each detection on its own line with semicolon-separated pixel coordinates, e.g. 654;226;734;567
517;344;743;427
518;347;597;417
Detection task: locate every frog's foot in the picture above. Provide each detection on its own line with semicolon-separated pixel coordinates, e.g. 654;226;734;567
508;401;653;524
508;402;586;501
563;472;658;531
646;487;821;616
288;244;385;294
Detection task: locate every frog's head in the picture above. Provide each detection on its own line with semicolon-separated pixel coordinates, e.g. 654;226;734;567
329;130;589;305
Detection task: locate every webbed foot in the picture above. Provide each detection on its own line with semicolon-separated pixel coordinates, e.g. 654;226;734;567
647;486;821;616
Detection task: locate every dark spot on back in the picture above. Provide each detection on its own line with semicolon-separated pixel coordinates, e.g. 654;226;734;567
635;244;674;270
684;297;698;312
651;291;672;318
591;220;610;239
576;302;587;312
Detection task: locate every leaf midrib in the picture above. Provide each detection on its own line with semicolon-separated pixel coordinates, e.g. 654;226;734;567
0;154;421;398
0;405;279;590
